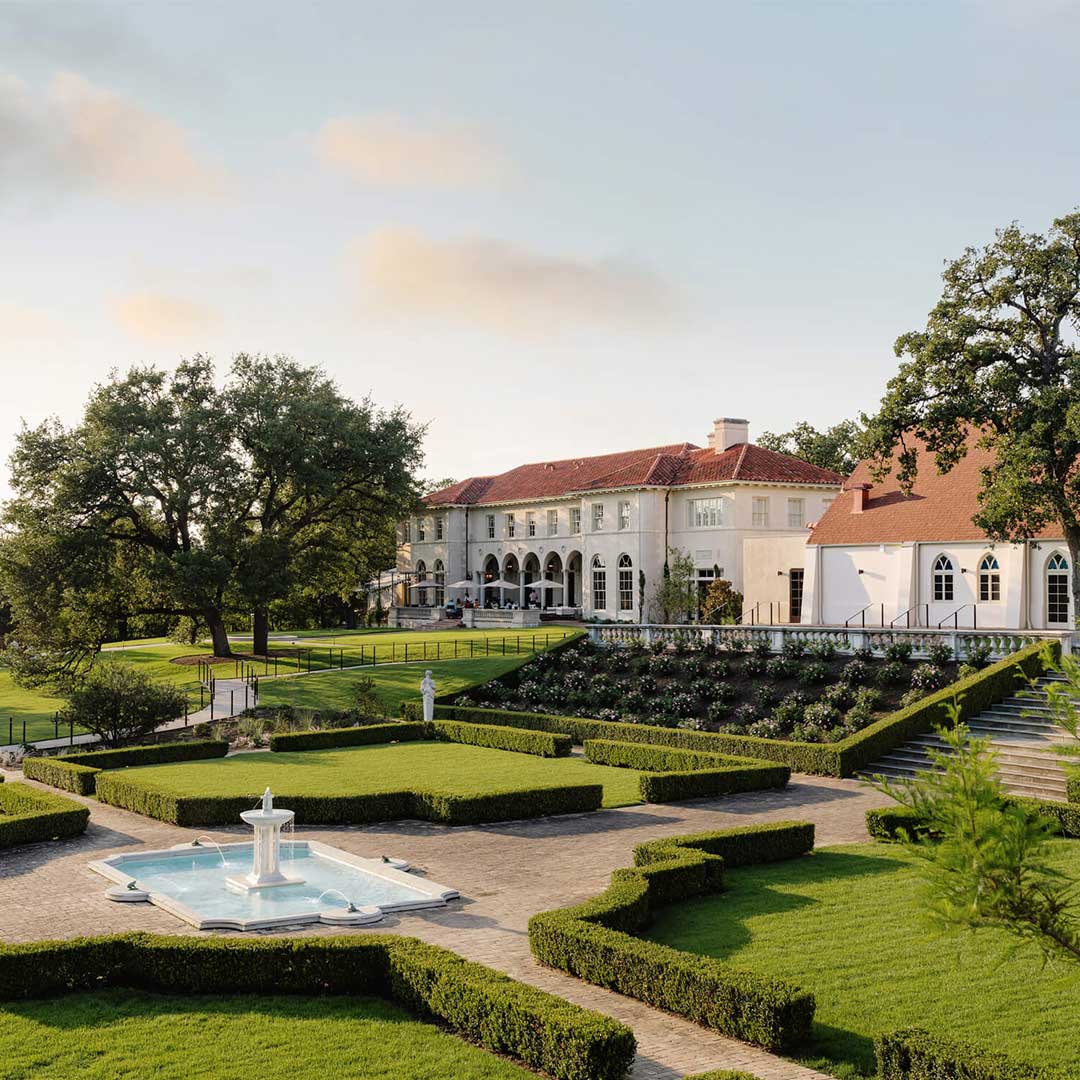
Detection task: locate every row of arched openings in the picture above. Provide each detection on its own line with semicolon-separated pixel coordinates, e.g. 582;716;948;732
931;552;1070;623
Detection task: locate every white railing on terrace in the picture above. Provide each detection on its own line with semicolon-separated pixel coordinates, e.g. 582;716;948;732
586;623;1075;660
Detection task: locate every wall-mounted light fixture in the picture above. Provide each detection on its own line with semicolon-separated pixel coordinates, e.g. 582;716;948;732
777;569;787;577
857;569;864;575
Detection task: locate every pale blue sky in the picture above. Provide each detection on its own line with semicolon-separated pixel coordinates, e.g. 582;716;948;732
2;0;1078;494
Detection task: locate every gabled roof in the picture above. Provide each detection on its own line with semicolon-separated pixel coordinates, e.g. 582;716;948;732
808;434;1059;545
423;440;842;507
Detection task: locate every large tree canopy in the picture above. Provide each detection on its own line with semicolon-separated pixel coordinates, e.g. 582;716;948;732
758;420;862;477
0;355;423;686
862;211;1080;613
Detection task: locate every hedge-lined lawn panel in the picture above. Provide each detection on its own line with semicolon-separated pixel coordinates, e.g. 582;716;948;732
0;991;535;1079
258;657;533;716
113;741;645;808
646;841;1080;1076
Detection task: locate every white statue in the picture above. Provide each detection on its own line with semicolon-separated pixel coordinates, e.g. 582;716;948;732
421;669;436;723
261;786;274;813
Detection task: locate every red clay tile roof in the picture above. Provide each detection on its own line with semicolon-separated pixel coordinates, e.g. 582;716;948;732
424;441;842;506
808;435;1059;545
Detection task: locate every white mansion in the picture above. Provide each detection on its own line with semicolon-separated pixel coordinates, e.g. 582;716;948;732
393;418;843;623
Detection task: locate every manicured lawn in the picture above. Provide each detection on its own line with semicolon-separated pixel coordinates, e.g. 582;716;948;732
258;657;532;716
646;841;1080;1077
0;990;534;1079
0;671;70;745
112;741;645;808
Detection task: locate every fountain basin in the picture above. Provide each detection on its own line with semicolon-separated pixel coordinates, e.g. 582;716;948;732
89;840;458;931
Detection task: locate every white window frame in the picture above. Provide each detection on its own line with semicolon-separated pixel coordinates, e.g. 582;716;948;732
618;500;631;530
547;509;558;536
486;514;496;540
787;498;805;528
592;503;604;531
687;497;724;528
752;497;769;528
417;518;426;542
526;511;537;537
505;513;515;538
435;516;444;541
591;554;607;610
570;507;581;534
402;520;411;543
978;553;1000;603
932;554;954;602
617;554;634;610
1047;553;1070;624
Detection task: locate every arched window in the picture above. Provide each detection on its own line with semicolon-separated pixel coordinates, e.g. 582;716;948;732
978;554;1000;602
433;559;445;607
1047;553;1070;624
932;554;954;602
617;554;634;611
591;554;607;611
415;560;427;606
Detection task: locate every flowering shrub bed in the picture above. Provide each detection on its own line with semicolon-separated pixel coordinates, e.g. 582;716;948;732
458;636;962;744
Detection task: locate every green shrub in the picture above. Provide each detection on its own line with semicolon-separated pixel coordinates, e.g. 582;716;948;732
875;1027;1065;1080
22;756;100;795
94;772;603;827
0;933;635;1080
60;739;228;770
0;782;90;848
683;1073;760;1080
583;739;789;802
528;822;816;1052
868;796;1080;842
433;719;572;757
269;721;428;752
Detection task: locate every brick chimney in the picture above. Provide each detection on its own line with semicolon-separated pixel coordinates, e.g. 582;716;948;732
846;482;871;513
707;417;749;453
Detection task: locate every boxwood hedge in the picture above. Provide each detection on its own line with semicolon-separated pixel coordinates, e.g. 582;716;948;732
0;933;635;1080
269;721;428;752
22;756;100;795
583;739;790;802
528;821;816;1052
433;719;572;757
875;1027;1067;1080
867;795;1080;842
412;641;1058;779
93;771;604;827
683;1073;760;1080
0;781;89;848
59;739;229;769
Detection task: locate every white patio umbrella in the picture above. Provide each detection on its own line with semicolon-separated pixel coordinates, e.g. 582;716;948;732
408;579;441;589
447;580;475;590
526;577;564;589
481;578;519;589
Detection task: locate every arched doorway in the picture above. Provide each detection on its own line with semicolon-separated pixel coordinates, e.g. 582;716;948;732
566;551;582;608
542;552;563;610
502;554;520;608
522;553;541;609
415;559;427;606
1047;552;1070;625
482;555;499;607
433;558;445;607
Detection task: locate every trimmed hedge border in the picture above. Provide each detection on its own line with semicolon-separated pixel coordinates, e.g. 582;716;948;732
528;821;816;1052
583;739;790;802
0;933;635;1080
875;1028;1066;1080
409;642;1058;778
59;739;228;769
867;796;1080;842
0;782;90;848
22;756;100;796
433;718;573;757
94;771;603;827
269;721;427;752
684;1073;760;1080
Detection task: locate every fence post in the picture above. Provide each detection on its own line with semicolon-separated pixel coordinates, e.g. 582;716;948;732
69;717;74;746
8;717;11;744
230;690;235;717
21;720;25;744
54;713;59;739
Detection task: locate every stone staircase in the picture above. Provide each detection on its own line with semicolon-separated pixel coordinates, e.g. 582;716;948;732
858;674;1077;802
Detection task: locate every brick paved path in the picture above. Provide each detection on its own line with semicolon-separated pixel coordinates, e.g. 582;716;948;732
0;769;891;1079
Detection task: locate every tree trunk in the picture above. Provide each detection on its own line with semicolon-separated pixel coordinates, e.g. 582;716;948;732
253;608;269;656
206;610;233;657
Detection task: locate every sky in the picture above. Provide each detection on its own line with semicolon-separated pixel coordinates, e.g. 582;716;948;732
1;0;1079;495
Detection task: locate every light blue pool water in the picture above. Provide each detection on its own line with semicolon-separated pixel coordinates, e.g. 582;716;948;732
112;845;434;923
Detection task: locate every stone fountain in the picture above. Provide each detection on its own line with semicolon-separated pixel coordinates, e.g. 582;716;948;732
226;787;305;891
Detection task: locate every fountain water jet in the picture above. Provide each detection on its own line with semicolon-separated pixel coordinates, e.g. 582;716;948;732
225;787;305;891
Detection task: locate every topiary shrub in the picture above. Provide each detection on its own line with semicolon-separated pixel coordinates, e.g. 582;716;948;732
0;782;89;848
22;756;100;795
875;1027;1064;1080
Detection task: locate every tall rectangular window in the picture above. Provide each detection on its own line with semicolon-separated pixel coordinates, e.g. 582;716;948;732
752;497;769;527
526;511;537;537
687;497;724;528
547;509;558;536
486;514;495;539
417;518;426;542
618;558;634;611
570;507;581;534
618;500;631;530
402;520;411;543
505;513;515;538
592;503;604;531
435;516;445;540
592;561;606;610
787;499;805;528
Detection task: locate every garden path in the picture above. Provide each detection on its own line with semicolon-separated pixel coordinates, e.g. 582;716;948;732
0;768;892;1080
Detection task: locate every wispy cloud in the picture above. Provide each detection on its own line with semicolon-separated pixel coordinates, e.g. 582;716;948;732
315;115;512;188
112;293;221;342
0;72;227;202
353;228;676;334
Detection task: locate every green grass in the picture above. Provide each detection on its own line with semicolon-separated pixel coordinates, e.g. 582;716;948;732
258;657;529;716
645;841;1080;1077
0;990;534;1079
112;740;645;809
